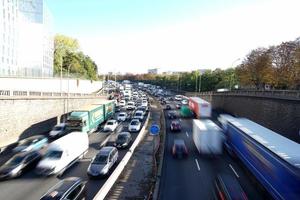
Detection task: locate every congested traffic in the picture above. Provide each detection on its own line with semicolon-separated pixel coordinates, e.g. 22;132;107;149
0;81;151;200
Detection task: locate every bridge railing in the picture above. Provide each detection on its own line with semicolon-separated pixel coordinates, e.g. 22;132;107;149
0;89;104;97
186;90;300;100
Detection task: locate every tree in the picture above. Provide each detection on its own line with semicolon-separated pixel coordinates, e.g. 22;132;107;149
54;34;80;74
237;48;274;89
53;34;98;80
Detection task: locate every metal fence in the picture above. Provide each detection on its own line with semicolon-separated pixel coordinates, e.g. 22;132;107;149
187;90;300;100
0;90;104;97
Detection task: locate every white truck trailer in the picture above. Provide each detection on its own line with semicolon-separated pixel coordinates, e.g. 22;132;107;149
193;119;223;155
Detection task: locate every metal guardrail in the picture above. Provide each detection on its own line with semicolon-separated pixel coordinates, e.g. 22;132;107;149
187;90;300;100
0;90;102;97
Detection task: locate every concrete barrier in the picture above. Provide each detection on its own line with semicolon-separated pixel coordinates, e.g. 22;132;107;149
93;111;151;200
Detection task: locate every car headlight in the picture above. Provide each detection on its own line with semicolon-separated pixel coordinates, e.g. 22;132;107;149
100;166;109;174
10;165;22;175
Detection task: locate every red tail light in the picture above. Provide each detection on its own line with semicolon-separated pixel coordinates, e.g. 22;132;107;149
218;191;225;200
242;192;248;200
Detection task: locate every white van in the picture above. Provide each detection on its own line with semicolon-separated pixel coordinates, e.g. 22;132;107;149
36;131;89;176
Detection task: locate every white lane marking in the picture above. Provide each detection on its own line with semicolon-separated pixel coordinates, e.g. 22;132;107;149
186;131;189;137
229;164;239;178
195;159;201;171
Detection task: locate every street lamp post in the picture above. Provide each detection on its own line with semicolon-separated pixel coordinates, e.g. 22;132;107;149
67;64;71;114
198;70;202;93
229;58;241;91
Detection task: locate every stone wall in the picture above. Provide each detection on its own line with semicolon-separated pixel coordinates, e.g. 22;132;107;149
0;97;107;147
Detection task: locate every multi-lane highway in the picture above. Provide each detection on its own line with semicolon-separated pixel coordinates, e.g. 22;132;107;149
0;110;148;200
158;100;266;200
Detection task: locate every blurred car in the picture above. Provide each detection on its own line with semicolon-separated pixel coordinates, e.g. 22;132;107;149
49;123;67;139
170;120;181;132
115;105;121;112
213;173;248;200
115;132;132;149
168;111;177;119
119;100;126;107
40;177;87;200
133;110;144;121
181;99;188;105
117;112;128;122
165;104;172;110
103;120;118;132
176;104;181;109
175;95;182;101
13;135;48;153
172;139;188;158
0;151;42;180
126;101;136;110
87;147;118;177
128;119;142;132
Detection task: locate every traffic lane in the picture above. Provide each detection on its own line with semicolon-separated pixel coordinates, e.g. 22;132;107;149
0;112;148;200
169;112;264;199
160;115;214;200
0;130;111;200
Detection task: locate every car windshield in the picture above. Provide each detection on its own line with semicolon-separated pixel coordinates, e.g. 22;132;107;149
131;121;139;125
6;155;25;166
93;154;108;164
107;122;114;125
135;113;142;116
19;139;34;146
45;151;63;159
119;113;125;117
52;126;63;131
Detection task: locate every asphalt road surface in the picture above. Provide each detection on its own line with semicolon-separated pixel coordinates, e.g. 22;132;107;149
158;100;265;200
0;110;148;200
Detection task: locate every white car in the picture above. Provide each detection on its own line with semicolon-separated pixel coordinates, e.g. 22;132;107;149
104;120;118;132
117;112;128;121
119;100;126;107
175;95;182;101
128;119;142;132
181;99;188;105
141;100;148;107
133;110;144;121
126;101;136;110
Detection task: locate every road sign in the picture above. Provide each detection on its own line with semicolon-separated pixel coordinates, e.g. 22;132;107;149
150;124;160;136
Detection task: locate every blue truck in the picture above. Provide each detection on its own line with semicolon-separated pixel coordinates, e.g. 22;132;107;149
225;118;300;200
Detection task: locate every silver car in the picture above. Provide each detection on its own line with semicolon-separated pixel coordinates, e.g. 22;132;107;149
87;147;118;178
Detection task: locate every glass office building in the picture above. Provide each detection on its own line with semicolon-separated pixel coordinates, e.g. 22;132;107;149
0;0;53;77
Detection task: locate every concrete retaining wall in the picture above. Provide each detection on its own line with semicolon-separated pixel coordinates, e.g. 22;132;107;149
197;94;300;143
0;97;107;147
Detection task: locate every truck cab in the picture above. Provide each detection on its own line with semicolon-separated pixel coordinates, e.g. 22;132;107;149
67;112;89;133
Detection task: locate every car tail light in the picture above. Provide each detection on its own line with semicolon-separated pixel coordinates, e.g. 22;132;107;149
242;192;248;200
218;191;225;200
184;147;188;154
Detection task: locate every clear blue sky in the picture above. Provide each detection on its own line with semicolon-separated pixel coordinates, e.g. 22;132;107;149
45;0;300;74
46;0;246;36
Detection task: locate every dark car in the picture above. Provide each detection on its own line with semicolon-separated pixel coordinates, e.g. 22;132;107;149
0;151;42;180
13;135;48;152
213;174;248;200
40;177;87;200
170;120;181;132
168;111;177;119
115;132;132;149
165;104;172;110
176;104;181;109
172;139;188;158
